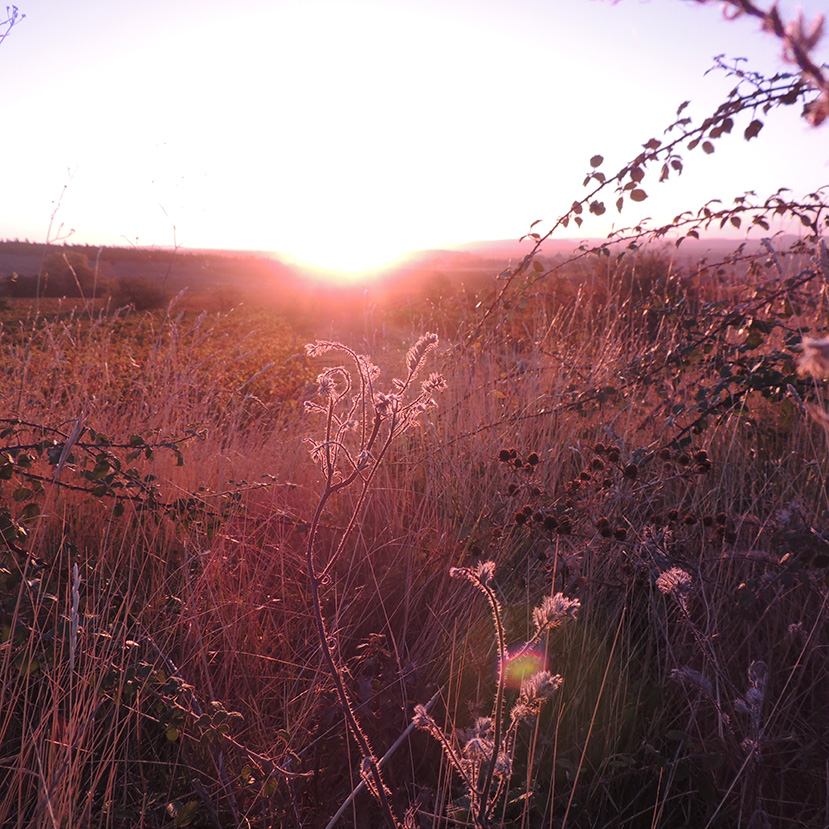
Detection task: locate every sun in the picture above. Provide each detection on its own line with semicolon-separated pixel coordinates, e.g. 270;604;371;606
289;245;406;282
282;236;412;282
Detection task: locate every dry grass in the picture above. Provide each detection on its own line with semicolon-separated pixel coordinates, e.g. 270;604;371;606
1;244;828;827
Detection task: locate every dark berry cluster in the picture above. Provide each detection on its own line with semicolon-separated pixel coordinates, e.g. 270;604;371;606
498;447;541;474
595;516;628;541
658;446;712;474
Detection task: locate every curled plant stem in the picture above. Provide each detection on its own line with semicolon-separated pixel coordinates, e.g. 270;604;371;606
301;335;444;828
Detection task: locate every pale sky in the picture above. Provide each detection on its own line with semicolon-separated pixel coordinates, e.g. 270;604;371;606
1;0;827;273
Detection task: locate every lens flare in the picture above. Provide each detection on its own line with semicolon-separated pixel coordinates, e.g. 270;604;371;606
501;647;545;689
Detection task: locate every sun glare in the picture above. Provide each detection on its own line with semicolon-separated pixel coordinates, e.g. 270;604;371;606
282;238;413;283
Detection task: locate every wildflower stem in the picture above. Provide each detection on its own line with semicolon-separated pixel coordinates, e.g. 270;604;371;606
477;579;507;826
305;487;401;827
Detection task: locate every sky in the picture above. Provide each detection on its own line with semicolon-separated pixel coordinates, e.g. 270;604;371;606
1;0;827;275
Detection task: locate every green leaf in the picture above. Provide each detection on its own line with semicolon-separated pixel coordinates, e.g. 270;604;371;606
92;459;111;480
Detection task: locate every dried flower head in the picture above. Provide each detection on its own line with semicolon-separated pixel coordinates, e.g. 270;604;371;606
656;567;693;598
461;716;494;761
670;666;713;698
450;560;496;588
305;340;337;358
421;372;447;394
493;751;512;779
405;332;439;376
532;593;581;633
412;704;438;732
373;392;399;417
798;336;829;379
520;670;563;703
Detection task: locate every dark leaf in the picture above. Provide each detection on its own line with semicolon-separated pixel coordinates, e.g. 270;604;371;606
744;119;763;140
702;141;715;154
590;154;603;168
630;189;648;202
19;503;41;523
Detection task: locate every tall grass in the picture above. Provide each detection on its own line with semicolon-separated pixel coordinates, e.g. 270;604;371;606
1;242;828;827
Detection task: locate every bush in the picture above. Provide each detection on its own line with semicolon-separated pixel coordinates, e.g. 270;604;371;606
110;274;167;310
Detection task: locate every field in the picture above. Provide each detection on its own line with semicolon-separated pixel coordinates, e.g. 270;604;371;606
1;237;829;828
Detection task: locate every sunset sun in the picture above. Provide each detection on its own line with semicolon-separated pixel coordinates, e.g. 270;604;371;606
283;235;411;281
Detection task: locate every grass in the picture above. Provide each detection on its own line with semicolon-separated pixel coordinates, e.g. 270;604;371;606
1;240;828;827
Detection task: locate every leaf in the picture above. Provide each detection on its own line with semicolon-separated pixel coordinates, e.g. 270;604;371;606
532;260;544;272
173;801;200;828
643;138;661;150
166;725;179;742
590;154;603;168
589;200;606;216
676;100;690;115
630;189;648;202
19;503;41;523
659;163;669;182
702;141;715;154
630;167;644;183
686;229;700;239
671;159;683;172
574;216;583;227
616;197;624;212
730;216;741;228
571;201;583;215
744;119;763;140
